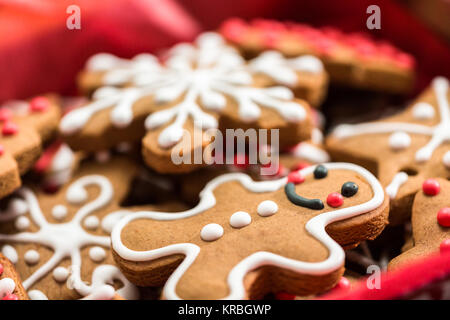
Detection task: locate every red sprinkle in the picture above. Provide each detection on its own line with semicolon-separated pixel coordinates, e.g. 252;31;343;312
2;121;18;136
437;208;450;227
440;239;450;254
0;144;4;156
2;293;18;300
287;171;305;184
275;292;296;300
29;96;49;112
0;263;3;276
422;179;440;196
335;277;351;290
0;108;12;122
327;192;344;208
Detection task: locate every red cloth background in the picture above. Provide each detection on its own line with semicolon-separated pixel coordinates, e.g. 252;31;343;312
0;0;449;101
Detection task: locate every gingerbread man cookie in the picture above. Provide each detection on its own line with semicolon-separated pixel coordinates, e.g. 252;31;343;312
389;178;450;269
327;77;450;224
111;163;389;299
0;96;60;199
220;18;415;94
0;156;163;300
60;32;324;174
0;253;28;300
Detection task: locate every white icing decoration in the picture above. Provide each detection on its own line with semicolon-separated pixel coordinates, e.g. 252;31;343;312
53;267;69;282
200;223;224;241
0;175;138;300
2;245;18;264
52;205;68;220
0;278;15;297
385;172;409;199
24;250;40;265
257;200;278;217
412;102;435;120
0;198;28;222
14;216;30;230
389;131;411;150
333;77;449;163
60;32;308;148
443;151;450;169
291;142;330;163
84;216;100;230
28;290;48;300
89;246;106;262
111;162;384;300
229;211;251;228
51;144;75;172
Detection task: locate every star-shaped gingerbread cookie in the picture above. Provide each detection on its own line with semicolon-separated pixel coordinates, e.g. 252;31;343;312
111;163;389;299
327;77;450;224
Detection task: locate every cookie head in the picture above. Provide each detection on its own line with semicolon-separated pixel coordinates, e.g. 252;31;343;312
112;162;388;300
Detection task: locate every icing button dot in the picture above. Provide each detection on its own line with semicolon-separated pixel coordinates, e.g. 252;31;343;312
24;250;40;265
257;200;278;217
29;96;49;112
287;171;304;184
83;216;100;230
440;239;450;254
313;164;328;179
341;182;358;197
389;131;411;150
14;216;30;231
51;205;68;221
327;192;344;208
2;121;18;136
53;267;69;282
0;108;12;122
229;211;251;228
89;246;106;262
422;179;440;196
437;208;450;227
412;102;435;120
200;223;223;241
3;293;18;300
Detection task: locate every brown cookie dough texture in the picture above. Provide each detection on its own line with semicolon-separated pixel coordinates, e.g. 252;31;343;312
389;178;450;269
220;18;415;94
0;253;28;300
0;96;60;199
0;156;183;300
111;163;389;300
327;77;450;224
60;32;326;174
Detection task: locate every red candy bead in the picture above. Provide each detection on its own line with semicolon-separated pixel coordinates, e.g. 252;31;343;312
0;108;12;122
422;179;440;196
275;292;296;300
29;96;49;112
440;239;450;254
336;277;351;290
2;294;18;300
437;208;450;227
327;192;344;208
2;121;18;136
0;144;4;156
0;263;3;276
287;171;305;184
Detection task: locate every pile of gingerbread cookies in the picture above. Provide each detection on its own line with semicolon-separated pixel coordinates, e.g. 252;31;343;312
0;18;448;300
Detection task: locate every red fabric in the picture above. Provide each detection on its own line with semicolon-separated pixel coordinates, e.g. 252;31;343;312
321;251;450;300
0;0;449;100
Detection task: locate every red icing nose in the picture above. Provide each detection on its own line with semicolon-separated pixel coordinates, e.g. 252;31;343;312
327;192;344;208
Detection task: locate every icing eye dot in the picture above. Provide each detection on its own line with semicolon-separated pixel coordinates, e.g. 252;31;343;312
412;102;435;120
389;131;411;150
327;192;344;208
257;200;278;217
229;211;251;228
200;223;223;241
341;182;358;197
313;164;328;179
422;179;440;196
53;267;69;282
437;207;450;227
24;250;40;265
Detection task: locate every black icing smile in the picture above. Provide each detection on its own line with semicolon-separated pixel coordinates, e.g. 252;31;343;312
284;183;325;210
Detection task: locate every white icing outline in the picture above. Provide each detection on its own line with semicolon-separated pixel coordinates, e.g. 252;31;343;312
111;162;384;299
60;33;310;148
0;175;138;300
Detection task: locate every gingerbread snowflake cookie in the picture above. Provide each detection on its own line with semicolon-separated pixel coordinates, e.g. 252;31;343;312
220;18;415;94
0;253;28;300
111;163;389;299
0;96;60;199
389;178;450;269
60;32;323;174
327;77;450;224
0;156;152;300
